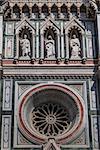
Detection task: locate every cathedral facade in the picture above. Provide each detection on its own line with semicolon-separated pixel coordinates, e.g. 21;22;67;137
0;0;100;149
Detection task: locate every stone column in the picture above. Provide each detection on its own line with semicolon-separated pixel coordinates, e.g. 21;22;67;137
41;33;44;59
0;9;3;59
97;12;100;90
36;22;39;58
32;34;35;59
82;34;86;59
61;22;64;58
65;33;69;59
57;34;60;59
97;12;100;57
15;34;19;59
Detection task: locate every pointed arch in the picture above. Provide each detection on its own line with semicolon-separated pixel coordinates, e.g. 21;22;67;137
51;4;58;13
22;4;29;13
13;4;20;18
41;4;49;14
70;4;77;16
51;4;58;18
32;4;39;13
61;4;68;14
22;4;30;17
61;4;68;18
80;4;87;18
32;4;39;18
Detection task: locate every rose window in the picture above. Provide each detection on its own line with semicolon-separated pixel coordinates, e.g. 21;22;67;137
30;103;72;136
18;84;85;144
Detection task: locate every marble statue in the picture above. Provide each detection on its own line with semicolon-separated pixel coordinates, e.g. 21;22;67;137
45;35;55;59
20;34;31;57
7;38;12;57
70;34;81;59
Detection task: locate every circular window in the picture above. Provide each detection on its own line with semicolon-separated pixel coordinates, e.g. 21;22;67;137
17;83;85;144
30;103;73;136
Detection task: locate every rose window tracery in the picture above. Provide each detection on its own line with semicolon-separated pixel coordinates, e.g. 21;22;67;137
30;103;73;136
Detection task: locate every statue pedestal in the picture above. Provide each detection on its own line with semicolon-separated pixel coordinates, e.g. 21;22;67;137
45;55;56;60
19;56;30;60
70;56;81;60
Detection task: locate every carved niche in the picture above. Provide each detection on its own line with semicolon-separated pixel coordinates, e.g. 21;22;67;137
65;17;86;60
15;18;35;59
44;28;57;59
69;28;82;59
40;18;61;60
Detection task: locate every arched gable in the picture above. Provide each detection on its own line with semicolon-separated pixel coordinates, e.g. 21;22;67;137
16;18;35;34
40;17;60;34
65;17;85;34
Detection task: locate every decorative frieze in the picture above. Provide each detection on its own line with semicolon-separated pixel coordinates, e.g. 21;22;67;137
3;79;13;111
1;115;12;150
2;0;97;21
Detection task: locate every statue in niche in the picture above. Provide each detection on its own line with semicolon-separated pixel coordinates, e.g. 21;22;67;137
70;34;81;59
20;34;31;57
45;35;55;59
6;38;12;57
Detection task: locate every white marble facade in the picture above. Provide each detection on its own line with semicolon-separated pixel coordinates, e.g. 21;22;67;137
0;0;100;150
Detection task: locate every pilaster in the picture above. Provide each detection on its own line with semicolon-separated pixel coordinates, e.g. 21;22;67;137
65;33;69;59
57;34;60;59
0;6;3;59
82;34;86;59
97;12;100;57
61;22;64;58
36;22;39;58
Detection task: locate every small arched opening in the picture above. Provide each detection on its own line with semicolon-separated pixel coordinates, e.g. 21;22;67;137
80;4;87;18
70;4;77;17
13;4;20;18
22;4;30;17
61;4;68;18
51;4;58;18
32;4;39;18
41;4;49;17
